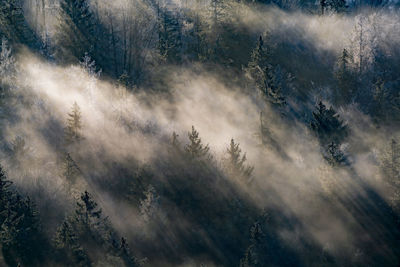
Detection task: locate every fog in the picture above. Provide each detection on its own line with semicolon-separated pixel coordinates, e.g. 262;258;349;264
1;1;399;266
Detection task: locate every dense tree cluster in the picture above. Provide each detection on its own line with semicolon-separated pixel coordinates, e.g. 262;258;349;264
0;0;400;266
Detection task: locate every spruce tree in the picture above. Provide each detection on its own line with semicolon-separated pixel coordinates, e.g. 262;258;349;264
157;8;182;63
54;220;91;267
247;36;286;109
310;101;348;145
62;153;80;184
224;139;254;184
65;102;82;145
0;166;47;266
246;36;269;86
57;0;107;65
74;191;103;233
185;126;211;160
0;0;38;47
334;49;356;106
119;237;138;267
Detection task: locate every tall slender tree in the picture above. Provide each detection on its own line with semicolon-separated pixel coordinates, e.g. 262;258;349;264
224;139;254;184
185;126;211;160
65;102;83;145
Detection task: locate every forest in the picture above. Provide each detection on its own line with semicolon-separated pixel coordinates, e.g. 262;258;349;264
0;0;400;266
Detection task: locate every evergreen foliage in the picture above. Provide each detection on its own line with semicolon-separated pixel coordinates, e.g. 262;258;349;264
247;36;286;108
310;101;348;145
224;139;254;184
185;126;211;160
65;102;83;145
0;166;48;266
0;0;38;47
334;49;357;106
62;153;80;184
57;0;109;69
1;1;400;266
157;8;182;63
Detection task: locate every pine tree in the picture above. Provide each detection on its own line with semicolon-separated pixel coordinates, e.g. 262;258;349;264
0;0;38;47
208;0;227;62
157;8;182;63
54;220;91;267
372;78;389;122
119;237;138;267
247;36;286;109
261;66;287;108
0;166;47;266
74;191;103;232
239;221;265;267
65;102;83;145
310;101;348;145
246;36;269;85
224;139;254;184
57;0;103;64
185;126;211;160
334;49;357;106
62;153;80;184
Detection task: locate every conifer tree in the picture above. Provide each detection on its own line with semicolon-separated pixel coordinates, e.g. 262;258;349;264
65;102;82;145
157;8;182;63
334;49;357;106
0;166;47;266
55;190;138;265
119;237;138;267
0;0;38;47
185;126;211;160
224;139;254;184
239;221;265;267
63;153;80;184
247;36;286;108
74;191;104;233
310;101;348;145
54;220;91;267
372;78;389;122
246;36;269;85
261;66;287;108
57;0;107;66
